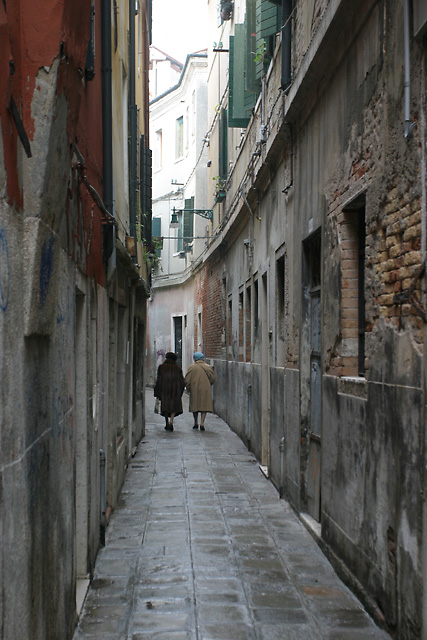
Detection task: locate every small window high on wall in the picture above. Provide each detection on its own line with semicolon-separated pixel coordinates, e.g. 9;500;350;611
176;116;183;159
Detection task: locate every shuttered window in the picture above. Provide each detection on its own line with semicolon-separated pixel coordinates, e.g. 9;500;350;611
152;217;161;256
178;198;194;252
183;197;194;249
229;26;257;128
219;109;228;179
256;0;282;76
245;0;259;94
229;1;282;129
140;135;152;244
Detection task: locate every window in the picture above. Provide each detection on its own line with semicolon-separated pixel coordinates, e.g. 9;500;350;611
176;116;184;159
192;91;196;140
229;27;254;128
229;1;282;127
183;197;194;252
341;196;366;376
154;129;162;169
219;109;228;179
186;106;189;152
152;217;162;257
276;254;285;366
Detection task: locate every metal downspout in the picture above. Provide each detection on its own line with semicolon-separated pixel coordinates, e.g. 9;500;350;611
101;0;115;271
101;0;113;212
129;0;138;258
403;0;416;139
100;449;106;545
279;436;285;498
247;384;252;450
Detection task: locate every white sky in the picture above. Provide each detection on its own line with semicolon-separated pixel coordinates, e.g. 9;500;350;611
151;0;210;64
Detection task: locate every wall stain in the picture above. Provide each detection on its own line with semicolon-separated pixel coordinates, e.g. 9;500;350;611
0;228;10;312
39;235;54;307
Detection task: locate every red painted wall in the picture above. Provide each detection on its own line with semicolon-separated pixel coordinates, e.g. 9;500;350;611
0;0;106;284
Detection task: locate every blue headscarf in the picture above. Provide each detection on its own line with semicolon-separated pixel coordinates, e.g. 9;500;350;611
193;352;205;361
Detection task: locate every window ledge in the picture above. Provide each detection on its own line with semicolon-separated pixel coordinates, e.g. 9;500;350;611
338;376;367;399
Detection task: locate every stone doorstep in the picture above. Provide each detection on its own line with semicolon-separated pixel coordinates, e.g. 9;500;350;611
76;578;90;615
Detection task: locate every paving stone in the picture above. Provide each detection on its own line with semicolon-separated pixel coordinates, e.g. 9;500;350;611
72;390;391;640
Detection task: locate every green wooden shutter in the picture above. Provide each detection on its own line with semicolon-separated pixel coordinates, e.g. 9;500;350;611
152;217;161;256
219;109;228;178
245;0;260;94
183;197;194;248
256;0;281;76
229;29;252;128
260;0;281;39
177;211;183;252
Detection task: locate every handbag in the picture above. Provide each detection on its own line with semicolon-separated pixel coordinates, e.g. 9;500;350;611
154;398;160;414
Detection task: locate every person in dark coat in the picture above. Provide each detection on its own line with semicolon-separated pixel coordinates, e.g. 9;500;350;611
154;352;185;431
184;352;215;431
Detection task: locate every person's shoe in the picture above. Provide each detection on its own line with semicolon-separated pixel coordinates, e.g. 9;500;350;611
200;425;205;431
193;425;199;430
165;424;173;431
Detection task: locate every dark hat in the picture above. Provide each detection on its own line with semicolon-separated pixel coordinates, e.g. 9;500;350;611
165;352;178;361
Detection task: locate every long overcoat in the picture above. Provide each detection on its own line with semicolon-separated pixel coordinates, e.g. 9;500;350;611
184;360;215;412
154;359;185;416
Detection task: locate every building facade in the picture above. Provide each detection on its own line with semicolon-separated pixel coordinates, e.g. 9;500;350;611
147;52;209;380
194;0;427;638
0;1;152;638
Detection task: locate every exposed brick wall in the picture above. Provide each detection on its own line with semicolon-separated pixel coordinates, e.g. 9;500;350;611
326;183;423;376
195;260;226;358
368;190;423;343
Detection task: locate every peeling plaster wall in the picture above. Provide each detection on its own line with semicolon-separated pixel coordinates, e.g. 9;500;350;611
0;1;149;638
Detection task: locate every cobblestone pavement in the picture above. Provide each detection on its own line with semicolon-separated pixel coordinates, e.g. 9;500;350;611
73;389;390;640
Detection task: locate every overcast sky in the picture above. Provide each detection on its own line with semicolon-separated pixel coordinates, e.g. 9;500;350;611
151;0;209;64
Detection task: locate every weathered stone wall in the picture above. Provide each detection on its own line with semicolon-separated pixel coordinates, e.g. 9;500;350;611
201;0;425;636
0;1;149;638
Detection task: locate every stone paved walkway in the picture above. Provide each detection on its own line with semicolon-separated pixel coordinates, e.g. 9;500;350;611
73;389;390;640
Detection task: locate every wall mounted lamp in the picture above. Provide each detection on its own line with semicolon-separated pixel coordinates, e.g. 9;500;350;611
170;206;213;228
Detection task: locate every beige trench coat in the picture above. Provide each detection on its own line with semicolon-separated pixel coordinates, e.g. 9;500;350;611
185;361;215;412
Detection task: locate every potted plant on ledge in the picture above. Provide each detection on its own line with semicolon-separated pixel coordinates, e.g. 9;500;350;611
213;176;227;203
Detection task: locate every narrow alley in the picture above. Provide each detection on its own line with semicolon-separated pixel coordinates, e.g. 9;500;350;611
73;389;390;640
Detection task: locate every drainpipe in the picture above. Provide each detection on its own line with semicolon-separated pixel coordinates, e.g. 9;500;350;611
247;384;252;450
101;0;115;266
129;0;138;258
403;0;416;139
100;449;106;546
279;436;285;498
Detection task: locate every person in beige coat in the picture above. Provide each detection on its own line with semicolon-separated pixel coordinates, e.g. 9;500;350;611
184;352;215;431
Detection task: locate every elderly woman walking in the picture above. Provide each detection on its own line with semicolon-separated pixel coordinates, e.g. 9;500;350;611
154;352;185;431
184;352;215;431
